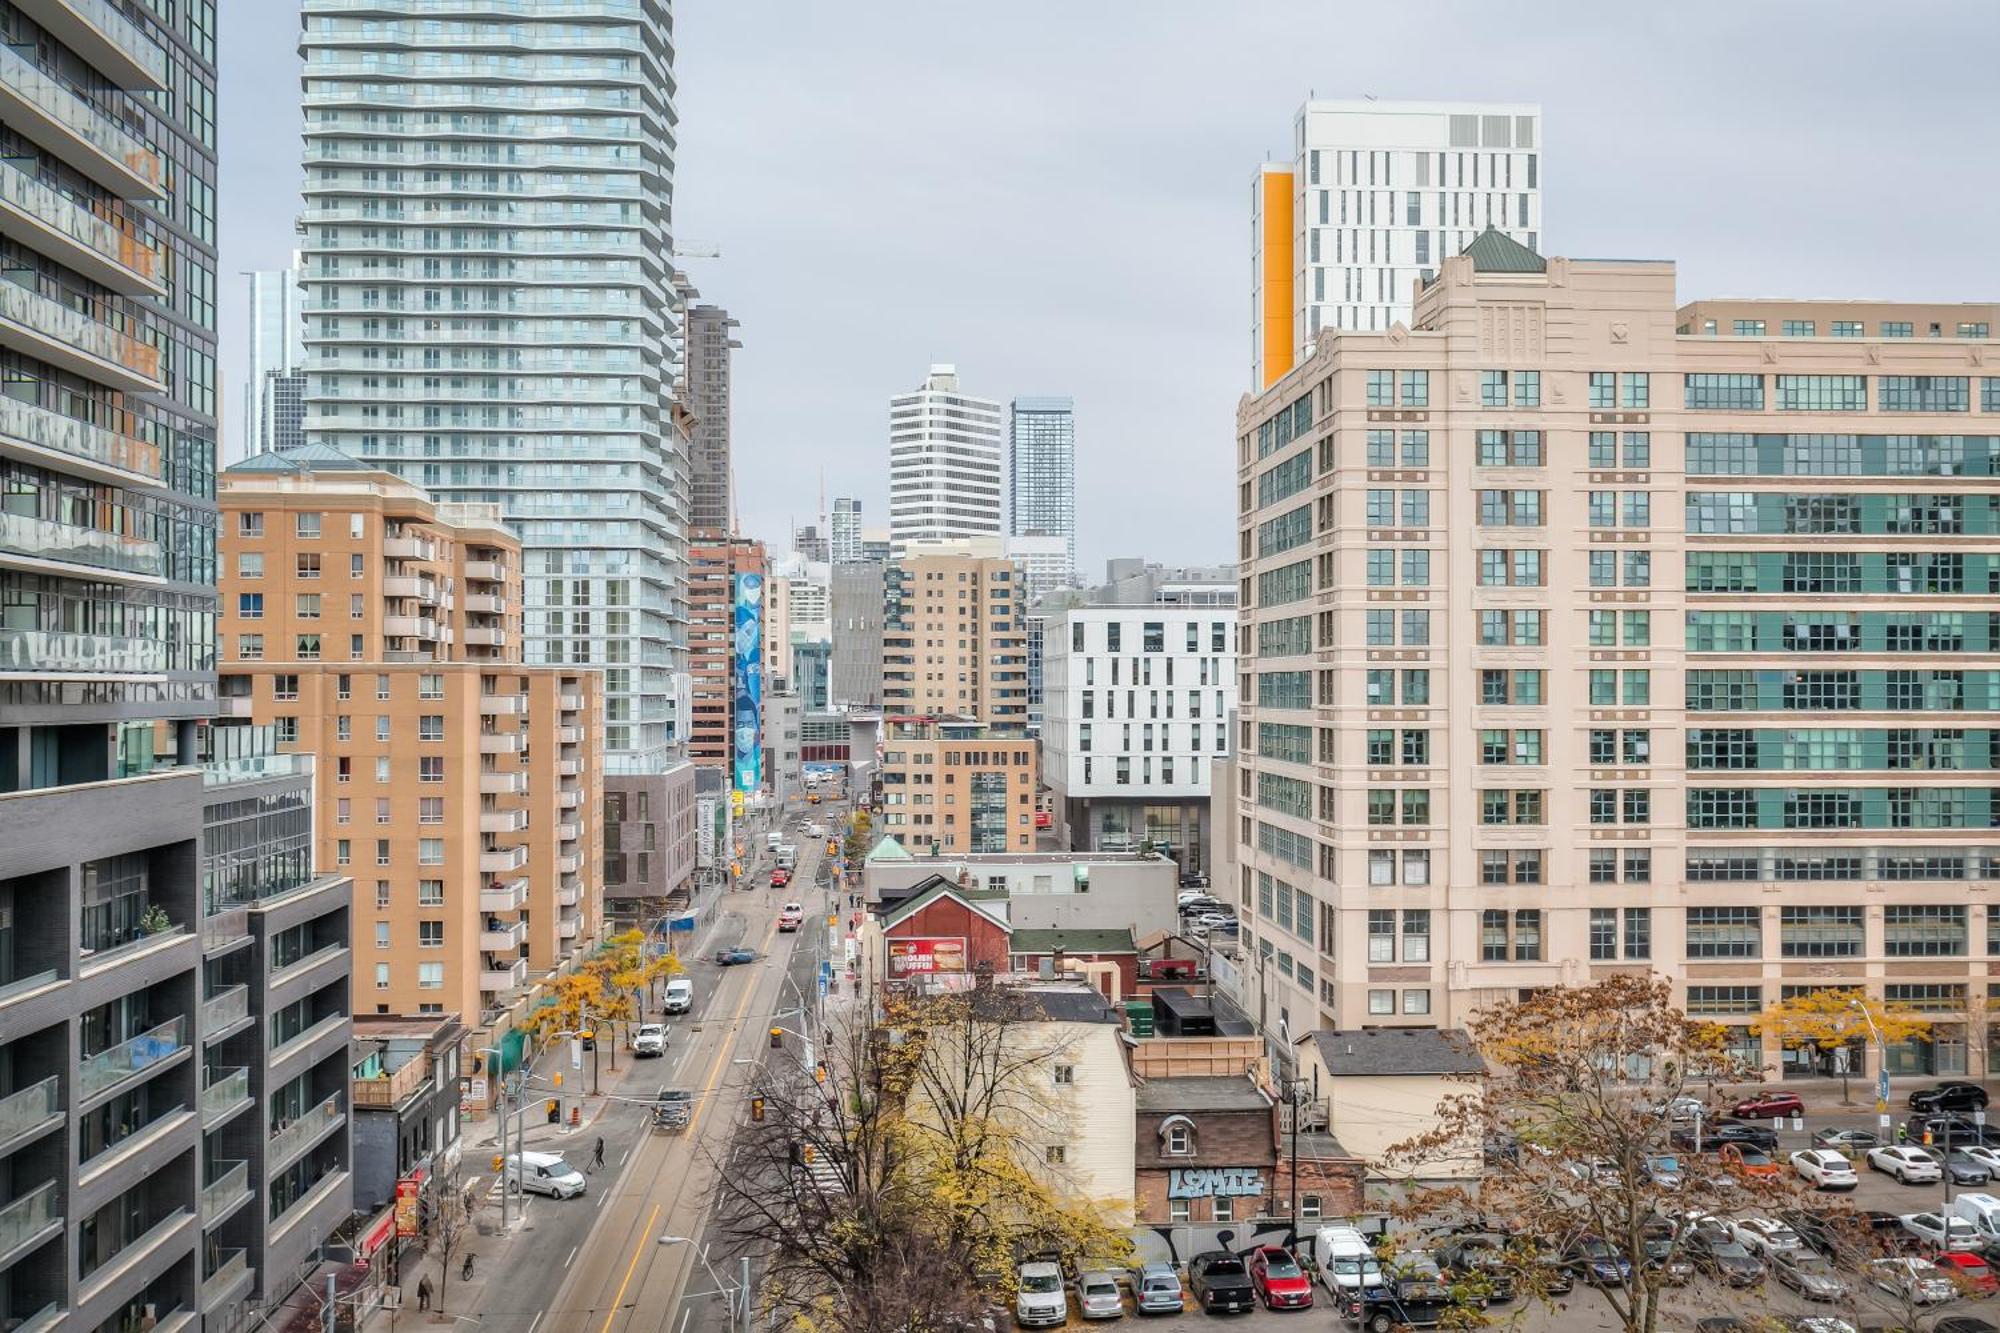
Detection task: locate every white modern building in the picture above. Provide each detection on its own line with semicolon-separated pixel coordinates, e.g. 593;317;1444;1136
831;496;863;563
1008;396;1076;589
297;0;698;900
1252;99;1543;388
1043;603;1238;876
888;365;1003;553
242;265;304;462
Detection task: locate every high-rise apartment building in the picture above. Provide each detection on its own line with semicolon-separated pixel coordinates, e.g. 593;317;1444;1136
888;366;1003;553
1233;232;2000;1080
830;497;863;564
242;267;304;463
830;561;886;709
792;522;829;564
1253;100;1543;388
297;0;696;911
878;718;1038;855
0;4;359;1325
883;542;1029;733
681;283;739;534
1043;592;1238;875
688;532;768;783
1008;396;1077;589
215;451;604;1031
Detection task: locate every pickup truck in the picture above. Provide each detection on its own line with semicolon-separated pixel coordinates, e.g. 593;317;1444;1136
778;903;804;932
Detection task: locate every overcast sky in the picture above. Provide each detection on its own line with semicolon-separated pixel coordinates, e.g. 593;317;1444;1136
220;1;1999;575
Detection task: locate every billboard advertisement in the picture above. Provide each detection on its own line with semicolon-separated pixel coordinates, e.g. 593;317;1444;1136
695;795;718;868
732;573;765;793
887;936;968;976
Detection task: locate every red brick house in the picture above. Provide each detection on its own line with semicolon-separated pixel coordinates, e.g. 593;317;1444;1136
1008;927;1140;999
1134;1075;1278;1226
875;880;1011;988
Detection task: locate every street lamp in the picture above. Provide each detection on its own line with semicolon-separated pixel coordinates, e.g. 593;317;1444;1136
1849;998;1892;1135
658;1235;749;1333
477;1046;515;1231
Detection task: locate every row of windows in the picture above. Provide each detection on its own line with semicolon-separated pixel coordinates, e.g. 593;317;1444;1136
1688;669;2000;713
1688;611;2000;655
1686;905;1979;959
1685;374;1999;413
1688;432;2000;476
1688;550;2000;595
1688;491;2000;535
1687;728;2000;772
1687;787;2000;830
1686;847;2000;883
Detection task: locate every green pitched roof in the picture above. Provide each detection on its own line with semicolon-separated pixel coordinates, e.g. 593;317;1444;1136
1009;927;1137;956
865;835;913;862
1461;227;1546;274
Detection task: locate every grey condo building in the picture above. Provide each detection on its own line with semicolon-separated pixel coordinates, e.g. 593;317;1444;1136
240;269;303;465
298;0;699;902
0;1;348;1329
1008;396;1076;593
680;282;739;535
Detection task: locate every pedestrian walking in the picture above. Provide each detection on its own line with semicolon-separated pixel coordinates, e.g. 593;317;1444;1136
592;1135;606;1172
416;1276;433;1312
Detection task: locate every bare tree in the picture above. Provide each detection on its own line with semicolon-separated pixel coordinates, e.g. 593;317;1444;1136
425;1170;476;1317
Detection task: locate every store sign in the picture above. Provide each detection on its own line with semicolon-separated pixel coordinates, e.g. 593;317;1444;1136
395;1177;422;1237
696;796;718;867
1167;1168;1266;1200
887;936;967;975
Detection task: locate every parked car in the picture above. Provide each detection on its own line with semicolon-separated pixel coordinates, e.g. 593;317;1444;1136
631;1023;668;1058
1015;1262;1068;1328
1720;1143;1781;1179
1128;1264;1183;1316
1434;1234;1517;1303
1247;1247;1313;1310
1935;1252;2000;1296
1730;1217;1804;1257
1934;1147;1996;1185
712;946;758;966
1642;1154;1685;1189
1771;1248;1850;1302
1863;1210;1926;1252
1559;1236;1631;1286
1870;1144;1945;1182
1314;1227;1386;1299
1675;1119;1779;1152
1959;1145;2000;1176
1566;1158;1617;1185
1791;1149;1859;1191
1869;1256;1961;1305
1075;1270;1124;1320
1654;1094;1707;1122
1902;1211;1982;1252
1733;1091;1806;1120
1913;1112;2000;1146
1810;1127;1881;1157
1774;1208;1851;1260
1338;1287;1451;1333
1912;1082;1991;1114
1187;1252;1256;1314
1637;1220;1694;1285
1683;1227;1767;1286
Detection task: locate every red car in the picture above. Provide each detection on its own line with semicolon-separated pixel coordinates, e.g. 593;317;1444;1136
1935;1252;1999;1295
1034;810;1053;829
1731;1091;1805;1120
770;867;791;888
1247;1246;1313;1310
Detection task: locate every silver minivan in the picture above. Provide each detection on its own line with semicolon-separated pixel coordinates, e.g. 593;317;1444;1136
1130;1264;1184;1315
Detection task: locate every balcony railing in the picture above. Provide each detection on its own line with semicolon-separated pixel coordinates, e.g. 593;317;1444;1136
352;1054;429;1108
0;156;161;291
0;1075;59;1146
202;905;249;952
271;939;345;984
268;1093;342;1168
199;1159;248;1224
200;1067;249;1126
202;1248;250;1308
0;43;161;194
199;984;248;1037
270;1012;345;1065
79;1016;186;1099
0;269;160;385
0;625;164;676
0;509;162;579
0;1180;58;1261
0;387;159;478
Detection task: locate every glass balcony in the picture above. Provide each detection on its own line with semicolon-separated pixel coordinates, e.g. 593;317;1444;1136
0;1075;59;1147
0;1180;59;1263
267;1093;341;1169
0;271;161;390
10;1302;59;1333
200;1067;248;1127
0;510;163;580
0;385;159;478
201;905;249;952
15;0;170;88
271;940;345;984
201;1248;249;1308
79;1017;186;1099
0;156;162;293
199;984;248;1038
0;44;160;196
0;627;165;676
199;1159;248;1224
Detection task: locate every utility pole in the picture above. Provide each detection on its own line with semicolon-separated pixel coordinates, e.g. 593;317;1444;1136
479;1046;510;1231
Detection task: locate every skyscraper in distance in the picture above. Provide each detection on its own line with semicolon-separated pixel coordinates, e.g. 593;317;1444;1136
888;365;1003;554
243;266;304;462
298;0;698;905
1253;99;1543;387
830;496;862;563
681;277;740;534
1009;395;1077;592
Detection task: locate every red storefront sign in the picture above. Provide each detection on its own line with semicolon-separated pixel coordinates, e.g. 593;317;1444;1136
395;1177;421;1237
887;936;966;975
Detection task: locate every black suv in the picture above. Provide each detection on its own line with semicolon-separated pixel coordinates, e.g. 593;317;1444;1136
1671;1118;1778;1153
1910;1081;1991;1114
1188;1251;1255;1314
1433;1234;1517;1304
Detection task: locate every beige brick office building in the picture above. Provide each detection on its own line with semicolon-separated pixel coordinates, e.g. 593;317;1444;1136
883;540;1030;733
216;448;603;1037
1233;231;2000;1079
879;717;1039;855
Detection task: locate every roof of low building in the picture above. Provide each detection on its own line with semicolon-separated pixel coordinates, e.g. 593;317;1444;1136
1010;927;1136;955
1136;1075;1273;1113
1306;1028;1485;1077
865;835;914;862
982;984;1126;1026
876;877;1010;932
228;442;378;474
1462;227;1547;274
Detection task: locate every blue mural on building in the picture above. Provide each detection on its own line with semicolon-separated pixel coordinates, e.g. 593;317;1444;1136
733;573;765;792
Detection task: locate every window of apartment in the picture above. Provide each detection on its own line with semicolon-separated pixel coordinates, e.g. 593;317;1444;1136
419;715;445;741
418;921;443;949
1880;375;1971;412
1477;490;1543;526
418;756;444;783
1685;373;1765;410
418;839;443;865
417;797;444;824
1403;910;1431;962
419;673;444;699
1368;910;1396;963
1477;430;1543;467
237;592;263;620
1368;989;1395;1015
1687;906;1761;959
1883;905;1967;957
296;552;321;580
418;880;444;907
418;963;443;990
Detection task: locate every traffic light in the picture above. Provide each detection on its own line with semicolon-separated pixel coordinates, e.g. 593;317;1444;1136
492;1154;504;1173
802;1144;816;1164
815;1062;828;1085
552;1071;563;1088
769;1026;783;1049
750;1096;766;1123
546;1099;560;1124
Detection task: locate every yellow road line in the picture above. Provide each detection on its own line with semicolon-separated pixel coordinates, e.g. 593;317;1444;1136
599;1201;661;1333
688;917;780;1136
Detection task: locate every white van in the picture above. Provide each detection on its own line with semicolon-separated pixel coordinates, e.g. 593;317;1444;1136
1953;1193;2000;1251
662;978;694;1015
506;1151;586;1199
1315;1226;1383;1297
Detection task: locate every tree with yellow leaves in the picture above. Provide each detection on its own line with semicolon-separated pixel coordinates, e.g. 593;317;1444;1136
529;930;682;1076
1751;986;1931;1105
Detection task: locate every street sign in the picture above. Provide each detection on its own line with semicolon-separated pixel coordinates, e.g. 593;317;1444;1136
569;1038;582;1070
817;973;829;999
1877;1070;1892;1103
